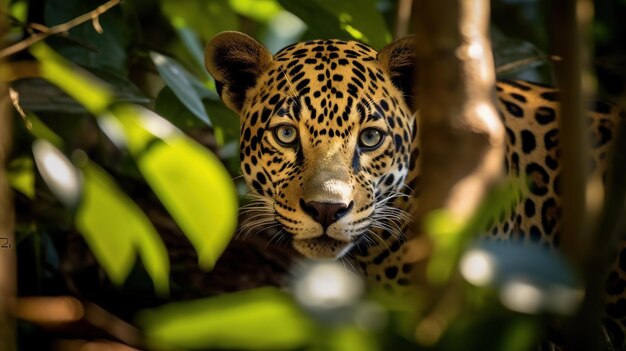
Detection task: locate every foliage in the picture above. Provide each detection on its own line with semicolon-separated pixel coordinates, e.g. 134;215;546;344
3;0;625;350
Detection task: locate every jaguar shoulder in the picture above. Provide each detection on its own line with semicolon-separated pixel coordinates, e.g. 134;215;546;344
204;31;625;348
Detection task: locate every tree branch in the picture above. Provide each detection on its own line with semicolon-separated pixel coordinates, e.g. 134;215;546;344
413;0;504;224
0;0;122;60
410;0;503;343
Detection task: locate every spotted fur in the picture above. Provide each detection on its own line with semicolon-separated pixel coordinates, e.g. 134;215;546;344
205;32;625;348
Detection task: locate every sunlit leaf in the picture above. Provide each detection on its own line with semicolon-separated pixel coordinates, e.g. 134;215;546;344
138;287;314;350
109;105;238;269
278;0;391;49
30;43;113;114
7;156;35;199
10;0;28;23
327;327;378;351
76;162;170;294
32;139;82;209
228;0;283;22
151;51;211;125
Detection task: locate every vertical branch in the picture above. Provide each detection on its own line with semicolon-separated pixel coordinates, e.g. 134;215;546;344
0;95;16;351
0;0;17;350
410;0;503;343
552;0;592;268
413;0;504;225
395;0;414;39
552;1;611;350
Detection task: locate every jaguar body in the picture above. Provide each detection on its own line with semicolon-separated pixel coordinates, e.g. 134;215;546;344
204;32;625;348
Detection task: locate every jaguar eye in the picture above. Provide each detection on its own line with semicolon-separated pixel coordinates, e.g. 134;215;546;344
358;128;384;149
273;125;298;146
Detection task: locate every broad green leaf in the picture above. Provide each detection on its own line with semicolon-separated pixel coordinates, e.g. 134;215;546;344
138;287;314;350
7;156;35;199
151;51;211;125
278;0;391;49
173;26;212;81
110;105;238;269
76;162;170;294
30;43;113;114
155;87;206;131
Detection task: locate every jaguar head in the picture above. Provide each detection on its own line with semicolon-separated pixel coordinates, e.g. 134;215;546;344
205;32;417;259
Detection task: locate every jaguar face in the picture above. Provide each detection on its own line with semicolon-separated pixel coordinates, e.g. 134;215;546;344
205;32;417;259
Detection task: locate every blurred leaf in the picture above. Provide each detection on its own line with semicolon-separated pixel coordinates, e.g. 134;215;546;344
327;327;378;351
10;70;149;114
44;0;130;75
7;156;35;199
32;139;82;209
30;43;113;114
279;0;391;49
110;105;238;269
439;311;539;351
151;51;211;125
138;287;314;350
160;0;238;42
10;0;28;23
263;11;307;54
229;0;283;23
76;162;170;294
426;179;523;284
23;113;64;147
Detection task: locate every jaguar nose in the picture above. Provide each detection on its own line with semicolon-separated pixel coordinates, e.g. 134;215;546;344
300;200;354;230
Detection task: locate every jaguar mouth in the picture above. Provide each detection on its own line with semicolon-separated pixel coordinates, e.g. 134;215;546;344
292;235;355;259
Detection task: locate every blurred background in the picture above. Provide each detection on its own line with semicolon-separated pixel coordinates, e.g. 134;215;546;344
1;0;626;350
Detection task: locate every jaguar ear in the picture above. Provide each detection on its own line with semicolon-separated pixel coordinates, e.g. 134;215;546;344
205;31;273;112
377;35;417;112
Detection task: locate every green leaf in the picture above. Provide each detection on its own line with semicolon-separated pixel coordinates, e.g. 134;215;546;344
138;287;314;350
7;156;35;199
150;51;211;125
228;0;283;23
278;0;391;49
205;99;240;146
174;26;212;81
426;179;523;285
155;87;205;131
75;162;170;295
327;327;378;351
109;105;238;269
30;43;113;115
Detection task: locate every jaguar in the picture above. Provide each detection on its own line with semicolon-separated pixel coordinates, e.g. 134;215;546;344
204;31;625;348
